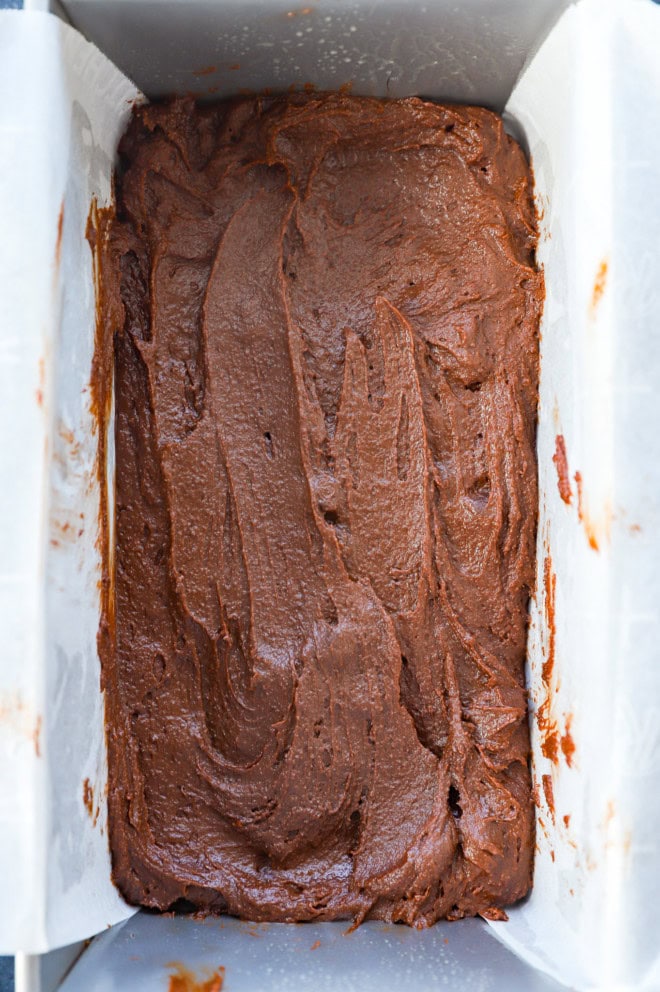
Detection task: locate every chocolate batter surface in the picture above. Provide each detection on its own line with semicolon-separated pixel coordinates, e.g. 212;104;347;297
105;94;542;925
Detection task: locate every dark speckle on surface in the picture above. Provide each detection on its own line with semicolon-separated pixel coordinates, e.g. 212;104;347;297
0;957;13;992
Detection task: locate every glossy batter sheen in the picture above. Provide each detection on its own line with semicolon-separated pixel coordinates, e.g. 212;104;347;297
105;94;542;925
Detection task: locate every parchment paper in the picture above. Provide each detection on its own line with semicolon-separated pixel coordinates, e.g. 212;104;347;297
0;10;141;954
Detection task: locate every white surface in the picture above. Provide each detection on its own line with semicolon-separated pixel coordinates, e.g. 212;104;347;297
2;0;660;989
494;3;660;989
0;10;140;955
0;11;49;954
58;914;566;992
61;0;570;109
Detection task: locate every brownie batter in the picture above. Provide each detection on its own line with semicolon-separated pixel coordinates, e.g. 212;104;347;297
104;94;542;925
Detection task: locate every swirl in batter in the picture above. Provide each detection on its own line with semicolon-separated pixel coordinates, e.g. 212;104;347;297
104;94;542;924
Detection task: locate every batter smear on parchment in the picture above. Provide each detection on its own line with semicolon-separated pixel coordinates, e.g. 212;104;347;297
103;94;543;925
